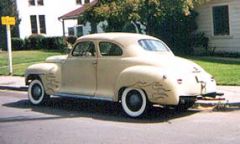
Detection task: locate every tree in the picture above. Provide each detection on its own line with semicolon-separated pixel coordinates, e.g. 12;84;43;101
80;0;141;33
0;0;19;50
81;0;211;55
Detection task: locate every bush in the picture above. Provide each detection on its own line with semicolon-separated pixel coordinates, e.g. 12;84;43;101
66;36;77;45
155;11;200;55
5;36;67;52
11;37;25;50
25;35;45;50
191;32;209;55
42;37;67;51
209;52;240;58
191;32;209;49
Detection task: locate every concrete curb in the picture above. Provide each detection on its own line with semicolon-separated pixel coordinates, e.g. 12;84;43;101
0;86;28;91
195;100;240;107
0;84;239;107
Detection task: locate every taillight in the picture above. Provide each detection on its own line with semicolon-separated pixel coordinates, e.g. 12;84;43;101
177;79;183;84
211;76;215;82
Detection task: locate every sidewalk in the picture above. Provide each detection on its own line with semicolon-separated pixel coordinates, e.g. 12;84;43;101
0;76;27;91
196;86;240;107
0;76;240;106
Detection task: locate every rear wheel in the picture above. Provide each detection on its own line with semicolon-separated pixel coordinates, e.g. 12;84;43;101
175;98;196;111
121;88;148;118
175;103;195;111
28;79;49;105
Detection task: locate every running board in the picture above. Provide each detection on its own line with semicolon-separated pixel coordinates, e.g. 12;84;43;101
54;93;114;102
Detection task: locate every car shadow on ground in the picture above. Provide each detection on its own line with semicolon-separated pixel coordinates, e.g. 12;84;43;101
3;97;201;123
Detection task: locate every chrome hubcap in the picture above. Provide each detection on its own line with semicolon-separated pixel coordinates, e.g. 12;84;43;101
31;84;42;100
126;91;143;112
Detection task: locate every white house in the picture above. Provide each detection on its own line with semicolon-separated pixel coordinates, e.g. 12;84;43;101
196;0;240;53
16;0;94;38
58;0;103;37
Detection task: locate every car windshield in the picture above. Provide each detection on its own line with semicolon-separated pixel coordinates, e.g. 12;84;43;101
138;39;170;52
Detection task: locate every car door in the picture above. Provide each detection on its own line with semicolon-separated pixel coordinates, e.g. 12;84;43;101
61;41;97;96
95;41;124;98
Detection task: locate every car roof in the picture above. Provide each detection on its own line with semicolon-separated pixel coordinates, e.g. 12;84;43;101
77;32;158;46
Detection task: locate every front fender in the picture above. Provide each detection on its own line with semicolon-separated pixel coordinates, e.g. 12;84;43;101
25;63;62;95
114;66;179;104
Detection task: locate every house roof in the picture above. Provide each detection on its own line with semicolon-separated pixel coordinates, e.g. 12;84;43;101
59;0;98;20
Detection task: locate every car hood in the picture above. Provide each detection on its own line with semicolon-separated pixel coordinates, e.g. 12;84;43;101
45;55;68;63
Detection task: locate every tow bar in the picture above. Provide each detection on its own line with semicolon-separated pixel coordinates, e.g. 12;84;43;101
197;92;225;101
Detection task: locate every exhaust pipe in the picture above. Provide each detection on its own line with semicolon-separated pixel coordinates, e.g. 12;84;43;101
201;92;224;97
197;92;225;101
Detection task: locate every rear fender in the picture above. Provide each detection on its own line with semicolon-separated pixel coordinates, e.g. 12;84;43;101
114;66;177;104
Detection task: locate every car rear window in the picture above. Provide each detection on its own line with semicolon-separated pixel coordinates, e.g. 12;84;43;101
138;39;170;52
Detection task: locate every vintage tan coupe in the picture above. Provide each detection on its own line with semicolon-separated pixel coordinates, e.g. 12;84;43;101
25;33;220;117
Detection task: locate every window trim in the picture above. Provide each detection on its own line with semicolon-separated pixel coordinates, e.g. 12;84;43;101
29;0;35;6
76;0;82;5
30;15;38;34
37;0;44;6
84;0;90;4
39;15;46;34
211;3;231;37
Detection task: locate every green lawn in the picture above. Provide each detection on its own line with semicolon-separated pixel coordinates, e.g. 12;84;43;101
0;50;63;76
188;57;240;86
0;50;239;85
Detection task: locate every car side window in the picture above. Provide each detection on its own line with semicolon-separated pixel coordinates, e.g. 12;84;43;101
72;41;95;57
99;42;123;56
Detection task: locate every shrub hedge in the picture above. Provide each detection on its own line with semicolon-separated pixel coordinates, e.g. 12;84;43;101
11;35;67;51
24;35;45;50
11;37;25;50
66;36;77;45
42;37;66;50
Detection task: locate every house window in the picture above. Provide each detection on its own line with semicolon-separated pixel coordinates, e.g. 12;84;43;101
37;0;44;6
30;15;38;34
68;26;83;37
85;0;90;4
76;26;83;37
68;27;74;36
30;15;46;34
29;0;35;6
39;15;46;33
212;5;230;36
76;0;82;4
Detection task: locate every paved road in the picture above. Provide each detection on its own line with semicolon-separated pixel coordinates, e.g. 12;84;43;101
0;90;240;144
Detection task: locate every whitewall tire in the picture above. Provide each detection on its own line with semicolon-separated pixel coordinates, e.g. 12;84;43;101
28;79;49;105
121;88;148;118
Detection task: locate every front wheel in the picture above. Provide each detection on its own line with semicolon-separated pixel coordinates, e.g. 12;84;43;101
121;88;148;118
28;79;49;105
